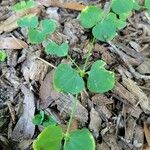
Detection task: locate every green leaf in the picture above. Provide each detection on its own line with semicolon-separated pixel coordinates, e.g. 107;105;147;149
43;116;57;127
119;12;131;21
80;6;103;28
112;0;134;14
116;19;126;30
133;0;141;10
33;125;63;150
45;41;69;57
41;19;57;35
0;51;7;62
64;129;95;150
145;0;150;13
28;29;46;44
12;0;35;12
87;60;115;93
92;13;117;42
28;19;57;44
32;111;44;125
17;15;38;28
53;64;84;94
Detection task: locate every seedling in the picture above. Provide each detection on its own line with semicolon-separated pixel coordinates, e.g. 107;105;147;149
28;19;57;44
0;51;7;62
13;0;146;149
32;111;57;127
45;41;69;57
79;2;135;42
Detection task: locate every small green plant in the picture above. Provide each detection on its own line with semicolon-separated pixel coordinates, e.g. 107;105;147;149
0;50;7;62
79;1;135;42
12;0;120;149
32;111;57;127
12;0;35;12
17;15;38;28
45;41;69;57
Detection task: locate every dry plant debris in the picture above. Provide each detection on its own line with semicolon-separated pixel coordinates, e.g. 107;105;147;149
0;0;150;149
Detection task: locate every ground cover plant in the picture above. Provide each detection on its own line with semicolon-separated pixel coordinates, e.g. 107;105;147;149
0;50;7;62
1;0;149;149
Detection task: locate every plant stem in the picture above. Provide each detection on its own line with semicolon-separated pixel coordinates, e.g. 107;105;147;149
63;94;78;149
83;38;95;72
82;0;112;72
67;55;83;73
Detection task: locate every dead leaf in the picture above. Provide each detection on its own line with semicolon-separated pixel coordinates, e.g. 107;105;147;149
144;146;150;150
113;82;137;105
12;85;35;141
63;2;86;11
125;117;136;142
29;59;48;81
133;125;144;149
18;139;33;150
123;77;150;112
144;122;150;147
102;133;120;150
39;71;60;109
0;37;28;49
22;50;48;82
37;0;86;11
89;108;102;138
137;59;150;74
37;0;61;7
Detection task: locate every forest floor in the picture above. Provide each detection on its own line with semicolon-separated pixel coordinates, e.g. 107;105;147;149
0;0;150;149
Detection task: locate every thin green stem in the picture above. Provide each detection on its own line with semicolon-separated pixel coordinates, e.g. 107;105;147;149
67;55;83;73
82;0;112;71
63;94;78;149
83;38;95;72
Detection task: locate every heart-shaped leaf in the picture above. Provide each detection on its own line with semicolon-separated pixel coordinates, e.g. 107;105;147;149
80;6;103;28
92;13;117;41
28;19;57;44
112;0;134;15
87;60;115;93
28;29;46;44
41;19;57;35
53;64;84;94
17;15;38;28
12;0;35;12
45;41;69;57
0;50;7;62
33;125;63;150
64;129;95;150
